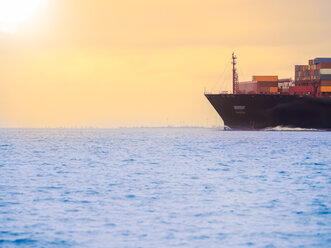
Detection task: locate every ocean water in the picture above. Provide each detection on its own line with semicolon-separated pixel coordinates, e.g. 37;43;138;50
0;128;330;248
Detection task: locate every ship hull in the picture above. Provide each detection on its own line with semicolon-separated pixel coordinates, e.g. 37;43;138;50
205;94;331;130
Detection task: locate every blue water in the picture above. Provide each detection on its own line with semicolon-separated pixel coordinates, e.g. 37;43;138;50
0;128;330;247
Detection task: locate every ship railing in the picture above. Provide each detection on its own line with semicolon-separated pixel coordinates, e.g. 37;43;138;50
204;90;231;94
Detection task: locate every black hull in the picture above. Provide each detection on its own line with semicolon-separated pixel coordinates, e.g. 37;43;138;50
205;94;331;130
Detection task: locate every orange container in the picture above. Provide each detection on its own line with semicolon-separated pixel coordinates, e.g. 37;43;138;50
320;86;331;92
269;87;278;93
252;75;278;82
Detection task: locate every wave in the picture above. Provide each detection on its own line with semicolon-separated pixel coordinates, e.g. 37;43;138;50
263;126;320;131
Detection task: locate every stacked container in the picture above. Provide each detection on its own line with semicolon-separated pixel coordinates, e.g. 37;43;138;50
295;65;310;81
238;76;278;94
295;58;331;93
314;58;331;93
253;76;278;94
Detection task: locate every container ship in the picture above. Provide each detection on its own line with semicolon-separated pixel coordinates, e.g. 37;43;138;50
205;54;331;130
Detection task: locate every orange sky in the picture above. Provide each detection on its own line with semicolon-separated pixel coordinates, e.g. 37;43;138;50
1;0;331;127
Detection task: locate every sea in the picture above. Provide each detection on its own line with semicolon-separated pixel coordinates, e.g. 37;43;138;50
0;128;330;248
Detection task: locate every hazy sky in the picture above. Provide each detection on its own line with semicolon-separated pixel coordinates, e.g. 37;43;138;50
1;0;331;127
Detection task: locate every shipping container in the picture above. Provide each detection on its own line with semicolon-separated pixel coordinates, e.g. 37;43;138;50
315;58;331;65
252;75;278;82
258;86;271;93
314;58;331;64
238;81;258;94
317;63;331;69
319;68;331;75
269;87;278;93
289;86;313;94
320;86;331;92
321;81;331;86
320;74;331;80
257;81;278;87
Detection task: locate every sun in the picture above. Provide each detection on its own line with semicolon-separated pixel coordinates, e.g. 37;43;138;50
0;0;47;33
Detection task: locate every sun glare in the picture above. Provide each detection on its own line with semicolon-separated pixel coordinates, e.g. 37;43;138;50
0;0;47;33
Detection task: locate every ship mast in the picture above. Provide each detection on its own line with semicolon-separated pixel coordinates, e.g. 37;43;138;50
232;52;239;94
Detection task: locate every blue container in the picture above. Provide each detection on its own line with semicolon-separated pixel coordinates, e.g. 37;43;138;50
320;74;331;80
313;58;331;64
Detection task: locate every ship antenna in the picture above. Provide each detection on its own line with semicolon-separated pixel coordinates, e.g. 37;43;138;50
232;52;239;94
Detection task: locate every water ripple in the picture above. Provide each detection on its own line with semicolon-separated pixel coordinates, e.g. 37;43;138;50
0;128;330;247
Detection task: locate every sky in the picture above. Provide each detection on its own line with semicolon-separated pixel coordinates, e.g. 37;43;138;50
0;0;331;128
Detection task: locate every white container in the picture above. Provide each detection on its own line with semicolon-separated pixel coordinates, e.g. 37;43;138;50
319;68;331;75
